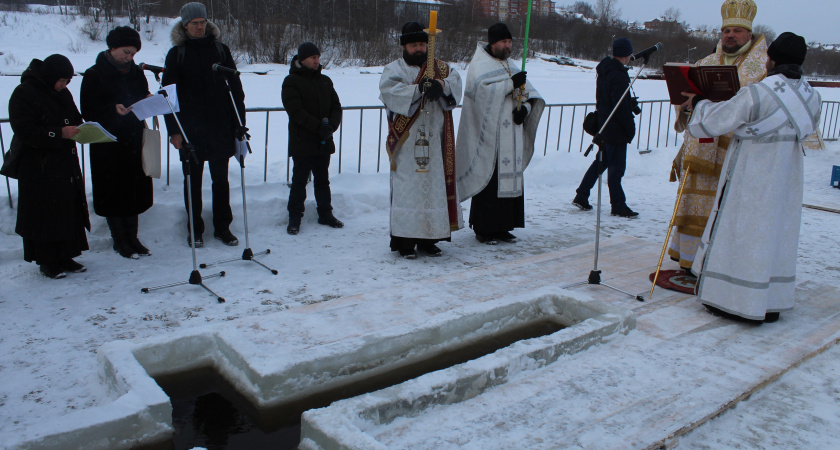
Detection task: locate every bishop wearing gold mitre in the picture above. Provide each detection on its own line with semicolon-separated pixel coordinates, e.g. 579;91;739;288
668;0;768;274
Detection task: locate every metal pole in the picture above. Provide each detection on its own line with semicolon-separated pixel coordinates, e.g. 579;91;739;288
264;112;270;183
377;109;383;172
358;109;364;173
556;106;564;151
568;105;576;152
543;106;551;155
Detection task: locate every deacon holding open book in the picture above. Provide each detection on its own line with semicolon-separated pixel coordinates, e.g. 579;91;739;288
681;32;821;323
667;0;767;274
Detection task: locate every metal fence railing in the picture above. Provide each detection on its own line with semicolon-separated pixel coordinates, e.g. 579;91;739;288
4;99;840;209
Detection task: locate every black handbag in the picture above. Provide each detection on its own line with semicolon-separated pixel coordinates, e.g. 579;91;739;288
583;110;599;137
0;136;22;179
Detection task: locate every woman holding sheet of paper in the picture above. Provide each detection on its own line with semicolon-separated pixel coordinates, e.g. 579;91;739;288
80;26;154;259
8;54;90;279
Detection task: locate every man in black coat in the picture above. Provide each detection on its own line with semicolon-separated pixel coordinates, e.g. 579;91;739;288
281;42;343;235
162;2;245;247
573;37;639;218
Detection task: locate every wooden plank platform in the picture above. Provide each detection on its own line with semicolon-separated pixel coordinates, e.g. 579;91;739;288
304;236;840;449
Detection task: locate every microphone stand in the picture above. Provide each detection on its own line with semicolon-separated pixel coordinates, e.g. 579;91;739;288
199;71;278;275
562;56;652;302
140;88;227;302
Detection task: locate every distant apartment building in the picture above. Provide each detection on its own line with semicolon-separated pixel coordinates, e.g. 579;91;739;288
393;0;451;19
473;0;556;21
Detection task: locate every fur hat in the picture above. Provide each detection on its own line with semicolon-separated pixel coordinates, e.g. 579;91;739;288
40;54;74;85
400;22;428;46
106;26;141;51
297;42;320;61
612;37;633;57
180;2;207;25
767;32;807;66
488;23;512;45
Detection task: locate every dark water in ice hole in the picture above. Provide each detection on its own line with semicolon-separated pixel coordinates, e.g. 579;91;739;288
141;320;565;450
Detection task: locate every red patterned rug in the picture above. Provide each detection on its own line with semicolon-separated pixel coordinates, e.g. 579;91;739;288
649;269;697;294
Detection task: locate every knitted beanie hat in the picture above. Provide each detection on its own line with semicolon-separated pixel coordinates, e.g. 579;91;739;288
488;23;512;45
180;2;207;25
767;32;807;66
612;37;633;57
106;26;142;51
297;42;321;61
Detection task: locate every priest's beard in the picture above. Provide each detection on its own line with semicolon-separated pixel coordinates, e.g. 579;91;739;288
403;49;427;67
492;46;511;60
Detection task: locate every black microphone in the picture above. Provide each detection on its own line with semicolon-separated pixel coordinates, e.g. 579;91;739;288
630;42;663;62
212;63;240;76
139;63;165;74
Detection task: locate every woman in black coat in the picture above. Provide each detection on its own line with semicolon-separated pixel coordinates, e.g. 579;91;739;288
80;26;153;258
9;54;90;279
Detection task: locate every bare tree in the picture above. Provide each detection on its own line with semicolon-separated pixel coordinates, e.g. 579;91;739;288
568;1;595;19
662;7;680;23
752;24;776;43
595;0;621;28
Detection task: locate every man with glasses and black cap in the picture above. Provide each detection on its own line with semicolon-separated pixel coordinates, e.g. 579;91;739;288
162;2;245;248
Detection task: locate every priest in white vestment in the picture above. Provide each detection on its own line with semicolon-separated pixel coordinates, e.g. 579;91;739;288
455;23;545;245
379;21;463;259
683;32;821;322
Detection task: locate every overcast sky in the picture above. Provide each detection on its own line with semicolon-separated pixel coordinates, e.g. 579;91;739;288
619;1;837;45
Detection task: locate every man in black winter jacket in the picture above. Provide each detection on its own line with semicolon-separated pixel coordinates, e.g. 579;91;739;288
281;42;343;235
162;2;245;247
573;37;639;218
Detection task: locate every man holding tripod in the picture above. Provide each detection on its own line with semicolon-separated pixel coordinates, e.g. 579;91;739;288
162;2;245;247
573;37;638;218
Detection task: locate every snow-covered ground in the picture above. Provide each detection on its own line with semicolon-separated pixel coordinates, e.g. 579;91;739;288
1;7;840;448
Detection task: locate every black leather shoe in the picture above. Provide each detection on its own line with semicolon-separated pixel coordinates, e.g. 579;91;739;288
572;198;593;211
318;216;344;228
187;234;204;248
62;259;87;273
40;264;67;279
214;230;239;246
418;243;442;256
611;206;639;218
496;231;517;243
475;233;497;245
399;248;417;259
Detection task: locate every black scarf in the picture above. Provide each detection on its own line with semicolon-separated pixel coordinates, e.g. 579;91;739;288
768;64;803;79
104;50;131;73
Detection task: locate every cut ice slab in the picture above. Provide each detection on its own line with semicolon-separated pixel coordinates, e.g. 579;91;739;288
299;288;634;449
5;286;632;449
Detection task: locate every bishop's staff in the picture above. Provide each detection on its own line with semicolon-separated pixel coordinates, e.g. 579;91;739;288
649;164;691;300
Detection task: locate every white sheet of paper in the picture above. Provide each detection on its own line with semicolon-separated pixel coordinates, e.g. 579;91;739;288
130;84;180;121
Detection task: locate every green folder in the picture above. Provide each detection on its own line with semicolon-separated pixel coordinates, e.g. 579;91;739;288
72;122;117;144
